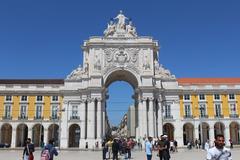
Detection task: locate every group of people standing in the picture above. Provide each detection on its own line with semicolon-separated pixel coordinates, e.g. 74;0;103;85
102;138;135;160
22;138;58;160
145;135;174;160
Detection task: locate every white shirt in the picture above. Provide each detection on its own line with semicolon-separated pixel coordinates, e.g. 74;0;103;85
206;146;232;160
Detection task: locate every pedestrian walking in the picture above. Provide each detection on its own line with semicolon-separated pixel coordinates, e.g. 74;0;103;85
145;137;153;160
102;140;108;160
112;139;120;160
41;139;58;160
206;134;232;160
22;138;35;160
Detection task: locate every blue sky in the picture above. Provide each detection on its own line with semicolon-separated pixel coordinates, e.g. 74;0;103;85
0;0;240;125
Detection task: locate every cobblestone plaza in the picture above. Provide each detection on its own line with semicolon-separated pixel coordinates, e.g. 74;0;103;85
0;148;239;160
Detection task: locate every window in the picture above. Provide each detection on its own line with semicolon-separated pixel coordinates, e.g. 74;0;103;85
4;105;11;118
184;104;191;117
72;105;78;119
5;95;12;101
21;96;27;101
36;96;43;101
36;105;42;119
229;94;235;100
214;94;220;100
199;104;206;117
20;105;27;118
52;96;58;102
199;94;205;100
164;105;171;118
184;95;190;100
230;104;237;114
215;104;222;117
51;105;58;119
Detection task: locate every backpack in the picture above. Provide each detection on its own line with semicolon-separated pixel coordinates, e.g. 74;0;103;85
41;149;50;160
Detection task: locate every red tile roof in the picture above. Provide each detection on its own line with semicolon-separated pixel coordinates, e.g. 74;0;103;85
177;78;240;85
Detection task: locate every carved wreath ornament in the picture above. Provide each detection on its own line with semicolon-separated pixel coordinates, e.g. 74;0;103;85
104;47;139;67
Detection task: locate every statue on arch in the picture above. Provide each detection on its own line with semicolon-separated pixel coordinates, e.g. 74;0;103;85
104;20;116;37
114;10;128;30
126;21;137;37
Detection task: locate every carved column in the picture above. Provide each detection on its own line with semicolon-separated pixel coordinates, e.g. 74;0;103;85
157;98;163;136
225;126;230;146
80;100;86;139
148;97;154;137
137;98;143;138
60;100;69;148
44;128;48;145
142;97;147;137
11;127;16;148
97;98;102;139
102;100;106;138
209;126;215;146
87;98;95;139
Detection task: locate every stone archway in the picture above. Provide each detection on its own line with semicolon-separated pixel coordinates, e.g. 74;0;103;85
229;122;240;144
0;123;12;146
32;124;44;147
68;124;80;148
16;124;28;147
198;122;209;145
214;122;225;137
62;11;178;149
163;123;174;140
183;123;194;145
48;124;59;146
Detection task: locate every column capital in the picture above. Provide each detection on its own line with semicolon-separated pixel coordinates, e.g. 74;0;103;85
97;97;102;102
142;97;147;101
149;97;154;101
87;98;95;103
63;100;69;104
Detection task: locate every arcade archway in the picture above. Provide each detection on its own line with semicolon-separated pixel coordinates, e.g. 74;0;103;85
214;122;225;137
16;124;28;147
48;124;59;146
183;123;194;145
198;122;209;145
163;123;174;140
32;124;44;147
68;124;80;148
0;123;12;146
229;122;240;144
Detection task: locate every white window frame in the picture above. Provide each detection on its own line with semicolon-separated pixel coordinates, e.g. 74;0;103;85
35;105;43;119
199;94;206;101
51;105;58;119
52;96;59;102
4;105;12;118
184;104;192;117
164;104;171;118
183;94;191;101
199;103;207;117
5;95;12;102
229;103;237;115
71;105;79;118
214;103;222;117
229;94;235;100
21;95;28;102
214;94;221;101
36;95;43;102
20;105;28;118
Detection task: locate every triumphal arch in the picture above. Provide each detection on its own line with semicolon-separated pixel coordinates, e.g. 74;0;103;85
61;11;180;148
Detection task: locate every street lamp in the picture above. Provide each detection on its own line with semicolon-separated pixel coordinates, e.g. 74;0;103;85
199;104;205;149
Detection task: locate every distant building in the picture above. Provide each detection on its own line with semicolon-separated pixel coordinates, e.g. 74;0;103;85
127;105;136;137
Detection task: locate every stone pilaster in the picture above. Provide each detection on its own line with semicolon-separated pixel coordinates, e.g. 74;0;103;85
148;97;154;137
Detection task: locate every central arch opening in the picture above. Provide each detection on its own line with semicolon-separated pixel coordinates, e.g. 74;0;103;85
104;70;138;138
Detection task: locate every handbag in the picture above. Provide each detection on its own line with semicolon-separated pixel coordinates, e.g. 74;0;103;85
27;145;34;160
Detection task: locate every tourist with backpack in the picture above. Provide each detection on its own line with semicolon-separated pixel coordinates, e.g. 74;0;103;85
22;138;35;160
41;139;58;160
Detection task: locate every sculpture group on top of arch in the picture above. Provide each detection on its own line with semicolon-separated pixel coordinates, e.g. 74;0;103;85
104;10;137;38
